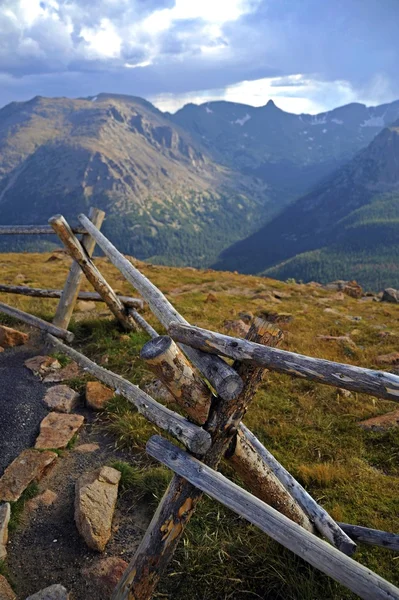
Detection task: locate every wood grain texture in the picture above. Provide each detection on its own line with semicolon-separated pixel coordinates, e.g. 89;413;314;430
53;207;105;329
0;284;143;308
0;301;74;342
49;214;137;331
338;523;399;551
78;213;243;401
239;424;355;554
169;323;399;402
47;335;211;455
129;309;157;337
141;336;213;425
147;436;399;600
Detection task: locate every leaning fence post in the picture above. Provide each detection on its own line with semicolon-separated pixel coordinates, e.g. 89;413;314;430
52;207;105;329
49;215;138;332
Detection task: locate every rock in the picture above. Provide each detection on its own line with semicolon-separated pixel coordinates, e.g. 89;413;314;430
342;281;363;299
82;557;128;597
25;584;69;599
75;466;121;552
375;352;399;365
46;253;64;262
323;308;341;315
222;319;250;338
358;409;399;431
35;413;84;450
238;311;253;324
205;293;217;303
76;300;97;312
143;379;175;404
0;449;57;502
381;288;399;303
85;381;114;410
257;311;293;324
0;325;29;348
0;575;16;600
337;388;353;399
27;489;58;512
14;273;26;282
43;385;80;413
317;335;357;348
332;292;345;301
273;290;291;299
0;502;10;560
25;356;61;377
43;362;82;383
0;346;4;353
74;443;100;453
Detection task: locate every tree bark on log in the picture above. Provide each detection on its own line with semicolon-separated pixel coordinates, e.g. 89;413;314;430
0;301;74;342
112;319;304;600
47;335;211;455
0;285;143;308
78;213;243;401
239;424;356;554
147;436;399;600
49;215;137;332
129;309;158;338
169;322;399;403
140;336;213;424
53;207;105;329
337;523;399;551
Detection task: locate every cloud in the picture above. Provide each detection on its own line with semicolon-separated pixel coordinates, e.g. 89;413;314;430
0;0;398;112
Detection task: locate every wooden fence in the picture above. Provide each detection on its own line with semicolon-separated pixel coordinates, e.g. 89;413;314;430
0;209;398;600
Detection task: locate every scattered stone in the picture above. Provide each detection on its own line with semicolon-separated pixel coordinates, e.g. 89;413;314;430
43;385;80;413
317;335;357;348
74;443;100;453
0;575;16;600
26;489;58;513
0;449;57;502
76;300;97;312
332;292;345;301
358;409;399;431
143;379;174;404
375;352;399;365
238;311;253;324
35;413;84;450
381;288;399;303
85;381;114;410
257;311;293;324
43;361;82;383
223;319;250;338
323;308;340;315
0;346;4;353
46;253;64;262
25;356;61;377
273;290;291;300
82;557;128;597
342;281;363;299
205;292;218;303
0;325;29;348
0;502;10;560
14;273;26;282
337;388;353;399
75;466;121;552
25;584;69;599
347;316;362;322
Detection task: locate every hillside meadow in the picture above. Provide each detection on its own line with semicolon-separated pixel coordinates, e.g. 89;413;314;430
0;251;398;599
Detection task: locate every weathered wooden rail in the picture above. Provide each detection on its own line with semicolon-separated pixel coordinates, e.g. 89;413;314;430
2;210;398;600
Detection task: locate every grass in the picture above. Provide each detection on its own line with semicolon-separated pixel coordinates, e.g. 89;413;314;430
1;252;399;598
8;482;40;532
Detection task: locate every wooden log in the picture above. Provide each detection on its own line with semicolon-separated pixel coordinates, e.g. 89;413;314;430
147;435;399;600
47;335;211;455
49;215;137;332
0;225;86;235
78;213;243;401
0;301;74;342
338;523;399;551
53;207;105;329
239;424;356;554
169;323;399;403
140;336;213;424
129;309;157;338
112;319;307;600
0;284;143;308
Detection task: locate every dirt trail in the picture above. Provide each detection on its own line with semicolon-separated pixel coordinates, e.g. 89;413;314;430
0;344;149;599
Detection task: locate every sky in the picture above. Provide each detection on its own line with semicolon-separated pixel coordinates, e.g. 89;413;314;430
0;0;398;114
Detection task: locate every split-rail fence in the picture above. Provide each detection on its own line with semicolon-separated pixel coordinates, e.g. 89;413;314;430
0;208;398;600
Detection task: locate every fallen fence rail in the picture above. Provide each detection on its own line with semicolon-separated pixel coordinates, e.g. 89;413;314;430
0;284;143;308
169;322;399;402
337;523;399;551
146;435;399;600
0;301;74;342
0;225;86;235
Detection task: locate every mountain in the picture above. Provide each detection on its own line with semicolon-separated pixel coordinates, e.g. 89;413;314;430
214;120;399;290
0;94;268;266
171;98;399;198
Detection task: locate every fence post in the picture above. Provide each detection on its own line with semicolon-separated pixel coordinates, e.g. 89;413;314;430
52;207;105;329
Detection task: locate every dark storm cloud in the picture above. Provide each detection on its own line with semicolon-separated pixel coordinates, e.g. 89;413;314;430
0;0;398;109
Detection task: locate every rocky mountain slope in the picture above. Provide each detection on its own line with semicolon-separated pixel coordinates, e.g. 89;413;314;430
215;120;399;290
0;94;267;265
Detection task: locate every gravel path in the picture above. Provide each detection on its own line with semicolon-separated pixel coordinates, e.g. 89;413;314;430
0;345;48;475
